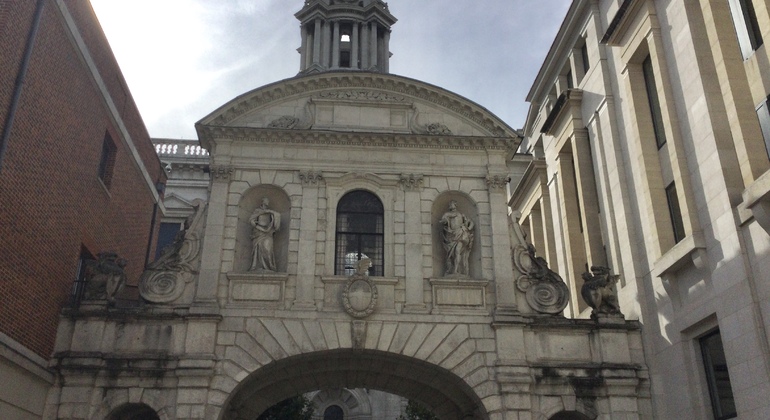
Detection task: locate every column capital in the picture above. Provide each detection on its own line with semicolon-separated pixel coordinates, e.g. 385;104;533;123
211;165;233;182
399;173;424;191
299;170;324;185
486;174;510;190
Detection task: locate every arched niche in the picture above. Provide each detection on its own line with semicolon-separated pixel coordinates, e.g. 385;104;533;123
107;403;160;420
235;185;291;273
220;349;487;420
432;192;482;279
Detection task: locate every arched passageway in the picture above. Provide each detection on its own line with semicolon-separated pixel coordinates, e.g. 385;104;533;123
108;403;160;420
221;349;487;420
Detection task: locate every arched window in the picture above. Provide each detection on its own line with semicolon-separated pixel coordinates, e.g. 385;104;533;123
324;404;344;420
335;190;384;276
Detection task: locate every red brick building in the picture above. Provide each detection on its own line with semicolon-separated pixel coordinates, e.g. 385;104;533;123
0;1;165;417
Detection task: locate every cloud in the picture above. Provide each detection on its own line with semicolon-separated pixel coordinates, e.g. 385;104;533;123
91;0;571;138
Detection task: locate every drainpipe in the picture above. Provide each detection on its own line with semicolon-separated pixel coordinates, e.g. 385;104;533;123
0;0;46;174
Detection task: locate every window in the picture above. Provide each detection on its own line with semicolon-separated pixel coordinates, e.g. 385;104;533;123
728;0;763;60
665;182;686;244
580;42;590;74
98;132;117;188
70;246;94;307
155;222;183;259
642;55;667;148
335;190;384;276
756;96;770;159
700;330;737;419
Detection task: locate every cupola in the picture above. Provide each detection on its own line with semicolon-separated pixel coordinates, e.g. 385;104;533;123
295;0;397;74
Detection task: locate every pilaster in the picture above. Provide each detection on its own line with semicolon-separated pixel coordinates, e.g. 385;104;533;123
400;174;428;313
294;170;323;310
487;174;517;316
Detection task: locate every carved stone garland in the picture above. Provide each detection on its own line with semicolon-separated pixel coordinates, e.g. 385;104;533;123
139;200;207;303
512;244;569;314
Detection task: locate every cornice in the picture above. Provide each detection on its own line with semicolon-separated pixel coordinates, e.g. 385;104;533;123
196;72;518;147
509;159;548;208
198;126;520;154
540;89;584;135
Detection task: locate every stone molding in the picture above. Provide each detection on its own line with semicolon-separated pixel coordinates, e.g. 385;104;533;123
399;173;424;191
298;170;324;185
198;126;517;154
211;165;233;181
198;73;518;141
486;174;511;190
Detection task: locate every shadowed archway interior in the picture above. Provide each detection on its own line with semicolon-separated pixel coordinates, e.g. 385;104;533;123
221;349;487;420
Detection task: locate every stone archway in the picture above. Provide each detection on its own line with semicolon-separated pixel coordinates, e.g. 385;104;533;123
220;349;487;420
107;403;161;420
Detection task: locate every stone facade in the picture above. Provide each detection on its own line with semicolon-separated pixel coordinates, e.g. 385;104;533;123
0;1;165;418
47;53;650;420
512;0;770;419
38;1;655;419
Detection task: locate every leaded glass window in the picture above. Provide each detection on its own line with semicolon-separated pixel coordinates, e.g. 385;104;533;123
335;190;384;276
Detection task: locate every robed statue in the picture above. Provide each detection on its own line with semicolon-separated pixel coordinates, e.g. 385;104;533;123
249;198;281;272
439;200;474;276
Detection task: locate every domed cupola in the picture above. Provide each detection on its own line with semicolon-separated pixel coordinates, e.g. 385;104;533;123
295;0;397;74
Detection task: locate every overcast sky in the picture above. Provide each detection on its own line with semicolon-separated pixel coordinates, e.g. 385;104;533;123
90;0;571;139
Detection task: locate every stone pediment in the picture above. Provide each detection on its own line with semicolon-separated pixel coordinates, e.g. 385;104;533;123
163;193;197;212
196;72;517;147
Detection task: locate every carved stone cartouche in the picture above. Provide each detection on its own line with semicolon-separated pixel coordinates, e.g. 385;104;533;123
580;266;623;320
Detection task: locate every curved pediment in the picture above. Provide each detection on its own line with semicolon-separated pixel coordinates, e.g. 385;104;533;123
196;72;517;142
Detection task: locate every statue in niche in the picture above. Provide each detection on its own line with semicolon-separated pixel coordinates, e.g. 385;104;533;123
581;266;623;320
249;197;281;272
439;200;474;277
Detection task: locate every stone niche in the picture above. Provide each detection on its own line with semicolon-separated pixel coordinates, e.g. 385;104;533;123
431;192;482;279
234;185;291;273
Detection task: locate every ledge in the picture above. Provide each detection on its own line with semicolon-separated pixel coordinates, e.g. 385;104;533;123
320;275;399;284
651;231;707;278
540;89;583;135
742;169;770;235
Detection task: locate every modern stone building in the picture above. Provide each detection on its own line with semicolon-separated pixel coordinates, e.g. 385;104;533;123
0;1;166;418
511;0;770;418
46;1;650;419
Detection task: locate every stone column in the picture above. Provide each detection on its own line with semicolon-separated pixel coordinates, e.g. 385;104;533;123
361;22;369;69
294;170;323;310
370;22;378;69
312;18;322;66
400;174;427;312
322;20;331;68
383;29;390;73
300;24;308;71
487;175;518;316
529;209;545;253
555;152;588;313
332;21;340;69
195;160;234;306
571;129;607;267
351;23;359;69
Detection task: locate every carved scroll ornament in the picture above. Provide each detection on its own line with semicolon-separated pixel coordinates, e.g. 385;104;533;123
512;244;569;315
139;200;207;304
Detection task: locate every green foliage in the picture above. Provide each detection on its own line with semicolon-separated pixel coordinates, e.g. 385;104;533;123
398;400;438;420
257;395;313;420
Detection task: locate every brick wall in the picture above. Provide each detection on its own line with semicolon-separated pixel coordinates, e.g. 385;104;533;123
0;1;166;358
